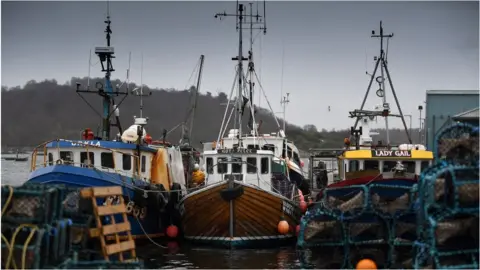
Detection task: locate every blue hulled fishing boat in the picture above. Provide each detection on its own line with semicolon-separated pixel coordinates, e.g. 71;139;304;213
26;10;187;240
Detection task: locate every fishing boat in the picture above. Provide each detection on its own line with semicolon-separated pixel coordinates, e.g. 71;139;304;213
3;150;29;162
25;9;186;240
176;2;307;248
300;22;435;251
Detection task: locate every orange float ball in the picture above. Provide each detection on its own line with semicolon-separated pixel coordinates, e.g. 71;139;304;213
277;220;289;235
299;200;308;213
356;258;377;269
166;225;178;238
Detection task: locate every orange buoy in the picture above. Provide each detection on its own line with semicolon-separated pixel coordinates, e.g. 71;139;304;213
356;259;377;269
277;220;289;235
166;225;178;238
299;200;307;213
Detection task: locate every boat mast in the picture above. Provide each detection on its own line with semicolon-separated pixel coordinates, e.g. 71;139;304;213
215;1;267;147
349;21;412;145
75;2;128;141
188;55;205;144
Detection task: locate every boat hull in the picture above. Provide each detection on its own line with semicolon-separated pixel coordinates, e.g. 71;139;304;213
178;181;302;248
27;165;171;239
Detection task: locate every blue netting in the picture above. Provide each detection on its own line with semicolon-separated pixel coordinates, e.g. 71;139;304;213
434;122;479;164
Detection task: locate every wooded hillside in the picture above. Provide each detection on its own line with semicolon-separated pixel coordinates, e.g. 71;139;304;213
1;78;420;151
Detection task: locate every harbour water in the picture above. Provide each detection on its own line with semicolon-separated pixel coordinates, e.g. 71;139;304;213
1;156;304;269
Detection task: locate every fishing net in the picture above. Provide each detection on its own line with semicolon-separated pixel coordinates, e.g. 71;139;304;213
414;161;479;269
434;122;479;165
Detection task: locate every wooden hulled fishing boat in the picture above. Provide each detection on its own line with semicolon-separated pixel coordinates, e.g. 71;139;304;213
177;2;308;248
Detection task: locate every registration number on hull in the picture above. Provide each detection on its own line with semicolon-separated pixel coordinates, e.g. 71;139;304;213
282;200;296;217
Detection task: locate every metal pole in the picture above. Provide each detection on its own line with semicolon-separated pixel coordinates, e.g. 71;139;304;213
352;57;381;131
382;61;412;143
418;105;423;144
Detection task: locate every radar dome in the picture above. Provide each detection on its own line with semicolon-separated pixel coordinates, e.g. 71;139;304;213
121;125;147;143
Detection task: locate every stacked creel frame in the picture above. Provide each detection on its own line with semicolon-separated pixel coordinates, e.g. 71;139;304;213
0;184;144;269
297;122;479;269
414;123;479;269
297;182;418;268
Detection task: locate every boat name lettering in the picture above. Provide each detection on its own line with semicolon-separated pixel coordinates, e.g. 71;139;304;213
70;141;101;147
282;201;295;217
372;150;411;157
217;148;257;154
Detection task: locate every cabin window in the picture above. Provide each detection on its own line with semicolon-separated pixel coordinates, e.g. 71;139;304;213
101;152;115;169
206;157;213;174
349;160;359;172
403;161;416;173
383;161;416;173
364;160;379;171
122;154;131;170
141;155;146;173
217;157;227;174
80;152;95;167
231;157;242;173
261;157;269;174
421;161;431;172
60;151;73;164
246;157;257;174
48;153;54;165
293;152;301;165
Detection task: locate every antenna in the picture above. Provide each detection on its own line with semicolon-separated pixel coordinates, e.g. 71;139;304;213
281;93;290;132
131;52;151;120
349;21;412;144
75;2;128;141
215;1;267;148
87;49;92;89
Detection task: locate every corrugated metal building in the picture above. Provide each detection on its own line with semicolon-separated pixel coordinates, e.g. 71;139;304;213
425;90;479;149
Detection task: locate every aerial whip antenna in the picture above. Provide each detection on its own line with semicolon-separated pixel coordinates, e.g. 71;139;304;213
87;49;92;89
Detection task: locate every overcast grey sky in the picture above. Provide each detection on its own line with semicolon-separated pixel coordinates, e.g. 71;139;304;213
2;1;479;130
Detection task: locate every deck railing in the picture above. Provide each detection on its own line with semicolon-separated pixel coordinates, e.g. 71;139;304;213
30;139;143;179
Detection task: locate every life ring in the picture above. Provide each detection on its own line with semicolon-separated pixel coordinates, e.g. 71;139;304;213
133;207;140;217
56;159;64;165
126;201;134;214
140;207;147;219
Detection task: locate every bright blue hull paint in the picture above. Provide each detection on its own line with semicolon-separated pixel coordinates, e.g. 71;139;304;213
27;165;166;238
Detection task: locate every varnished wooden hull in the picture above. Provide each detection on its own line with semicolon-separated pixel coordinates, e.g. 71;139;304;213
178;181;302;248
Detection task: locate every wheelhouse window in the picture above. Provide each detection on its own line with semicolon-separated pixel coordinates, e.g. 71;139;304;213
293;152;301;165
60;151;73;164
80;152;95;167
364;160;379;171
141;155;146;173
261;157;269;174
403;161;416;173
383;161;416;173
48;153;54;165
246;157;257;174
217;157;227;174
231;157;242;173
122;154;131;170
349;160;359;172
101;152;115;169
206;157;213;174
